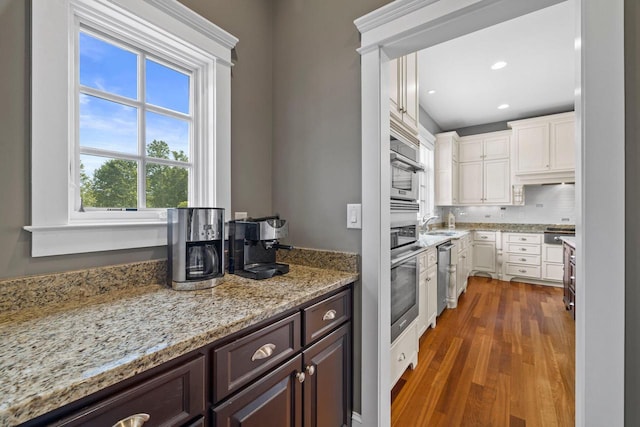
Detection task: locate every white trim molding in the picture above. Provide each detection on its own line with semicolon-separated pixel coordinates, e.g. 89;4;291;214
28;0;237;257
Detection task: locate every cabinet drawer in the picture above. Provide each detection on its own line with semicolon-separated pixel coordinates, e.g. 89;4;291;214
506;243;541;255
390;321;417;387
507;233;542;244
506;253;541;266
57;356;205;426
506;264;541;279
474;231;496;242
303;289;351;345
213;313;301;402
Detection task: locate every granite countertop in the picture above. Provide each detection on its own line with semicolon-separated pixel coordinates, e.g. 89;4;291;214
441;223;575;233
0;264;357;426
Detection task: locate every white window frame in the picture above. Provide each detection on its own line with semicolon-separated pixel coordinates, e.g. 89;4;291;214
26;0;238;257
418;124;436;220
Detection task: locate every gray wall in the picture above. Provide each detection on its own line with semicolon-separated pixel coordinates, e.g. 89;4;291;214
271;0;388;253
419;106;442;135
0;0;274;279
626;0;640;423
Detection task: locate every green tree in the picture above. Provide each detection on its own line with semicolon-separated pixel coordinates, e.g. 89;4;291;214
81;140;188;209
146;140;188;208
92;159;137;208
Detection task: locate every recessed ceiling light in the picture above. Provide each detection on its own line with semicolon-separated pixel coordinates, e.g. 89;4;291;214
491;61;507;70
427;89;436;95
498;104;510;110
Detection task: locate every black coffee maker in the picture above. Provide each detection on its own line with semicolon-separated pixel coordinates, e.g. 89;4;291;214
228;215;293;280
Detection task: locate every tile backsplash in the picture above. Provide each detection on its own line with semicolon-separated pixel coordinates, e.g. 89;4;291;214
441;184;575;224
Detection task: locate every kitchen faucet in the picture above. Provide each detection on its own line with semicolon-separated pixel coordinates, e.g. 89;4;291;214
420;215;439;232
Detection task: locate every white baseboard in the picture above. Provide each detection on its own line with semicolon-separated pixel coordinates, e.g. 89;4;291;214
351;411;363;426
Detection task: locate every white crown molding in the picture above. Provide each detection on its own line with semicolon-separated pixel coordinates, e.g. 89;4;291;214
144;0;239;49
354;0;440;34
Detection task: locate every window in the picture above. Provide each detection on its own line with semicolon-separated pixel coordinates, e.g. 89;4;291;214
27;0;238;256
418;127;436;220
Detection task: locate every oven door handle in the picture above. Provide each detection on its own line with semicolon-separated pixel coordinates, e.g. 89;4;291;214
390;153;425;172
391;247;425;267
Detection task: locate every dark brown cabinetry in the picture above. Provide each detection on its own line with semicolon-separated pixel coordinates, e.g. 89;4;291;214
213;288;352;427
563;242;576;319
23;285;352;427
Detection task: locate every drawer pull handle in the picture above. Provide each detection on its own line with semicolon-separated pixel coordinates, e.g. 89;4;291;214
519;269;527;273
520;238;527;241
570;255;576;260
520;258;527;262
113;414;150;427
306;364;316;376
570;276;575;280
481;236;488;239
323;309;337;321
251;343;276;361
398;352;406;362
520;248;527;251
296;371;306;383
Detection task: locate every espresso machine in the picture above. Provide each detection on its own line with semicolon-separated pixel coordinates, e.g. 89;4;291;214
167;207;225;290
228;215;293;280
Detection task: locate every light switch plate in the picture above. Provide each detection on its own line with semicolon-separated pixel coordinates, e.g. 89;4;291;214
347;204;362;229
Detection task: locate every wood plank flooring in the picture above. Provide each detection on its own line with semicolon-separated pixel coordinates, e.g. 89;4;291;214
391;276;575;427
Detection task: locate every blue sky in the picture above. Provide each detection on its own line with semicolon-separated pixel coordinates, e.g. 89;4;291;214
79;31;190;176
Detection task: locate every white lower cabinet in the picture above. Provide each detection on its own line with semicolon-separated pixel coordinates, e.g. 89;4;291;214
472;231;496;273
542;243;564;281
502;233;543;281
390;320;418;389
418;248;437;337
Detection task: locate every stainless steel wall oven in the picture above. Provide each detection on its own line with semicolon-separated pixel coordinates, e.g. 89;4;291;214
390;137;424;202
390;221;421;343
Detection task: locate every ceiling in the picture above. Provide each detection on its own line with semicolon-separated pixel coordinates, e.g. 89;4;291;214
417;0;575;131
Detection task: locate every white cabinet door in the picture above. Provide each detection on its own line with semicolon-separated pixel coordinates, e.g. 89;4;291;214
426;265;437;329
514;123;550;174
483;158;510;204
484;135;510;160
459;161;483;204
458;138;483;162
550;118;575;171
403;53;419;134
389;57;402;123
473;242;496;272
418;272;428;337
542;244;564;263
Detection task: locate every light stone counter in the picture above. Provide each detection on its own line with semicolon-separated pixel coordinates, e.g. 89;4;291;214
0;264;357;426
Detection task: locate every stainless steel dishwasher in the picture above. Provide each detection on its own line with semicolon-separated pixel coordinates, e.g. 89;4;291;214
437;242;454;315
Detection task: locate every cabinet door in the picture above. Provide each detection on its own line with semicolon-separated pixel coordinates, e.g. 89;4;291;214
418;272;428;336
550;117;575;171
483;158;510;204
389;57;402;123
426;265;437;328
303;324;350;427
213;355;302;427
459;161;483;204
514;123;550;174
483;135;510;160
403;52;419;134
458;138;483;162
473;242;496;272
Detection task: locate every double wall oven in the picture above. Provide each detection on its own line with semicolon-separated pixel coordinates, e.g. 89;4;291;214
389;136;425;343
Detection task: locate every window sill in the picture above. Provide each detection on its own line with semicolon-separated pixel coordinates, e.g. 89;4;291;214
24;222;167;257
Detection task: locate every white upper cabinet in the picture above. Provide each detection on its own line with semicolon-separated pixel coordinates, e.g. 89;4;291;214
508;111;575;184
457;130;511;205
435;132;459;205
389;53;419;144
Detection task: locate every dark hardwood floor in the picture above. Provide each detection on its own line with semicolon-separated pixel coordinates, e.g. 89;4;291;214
391;276;575;427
